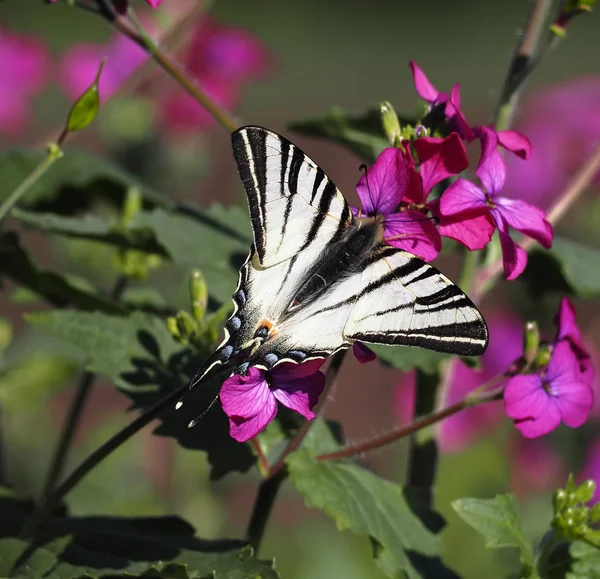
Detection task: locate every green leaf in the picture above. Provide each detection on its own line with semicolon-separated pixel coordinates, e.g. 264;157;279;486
66;59;104;132
371;343;446;374
523;237;600;298
24;310;254;478
568;541;600;578
452;495;534;570
289;106;393;163
0;232;125;314
0;149;171;210
287;420;449;578
0;496;279;579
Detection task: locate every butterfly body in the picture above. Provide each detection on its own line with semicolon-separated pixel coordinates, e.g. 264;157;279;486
188;126;488;391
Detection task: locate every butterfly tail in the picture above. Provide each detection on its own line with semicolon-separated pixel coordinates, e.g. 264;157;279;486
175;344;234;410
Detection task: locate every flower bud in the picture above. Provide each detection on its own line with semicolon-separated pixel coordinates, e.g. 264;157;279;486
535;343;552;369
380;101;401;145
590;503;600;523
522;321;539;365
122;187;143;225
554;489;568;513
189;270;208;323
167;316;181;341
66;58;104;133
176;311;198;344
575;479;596;504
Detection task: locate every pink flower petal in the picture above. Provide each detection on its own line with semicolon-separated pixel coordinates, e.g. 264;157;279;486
475;127;506;195
409;61;440;103
554;382;594;427
447;84;474;141
513;406;561;438
356;148;410;216
554;299;592;379
497;129;532;160
504;374;547;420
219;368;278;441
439;178;488;216
272;367;325;420
413;133;468;193
145;0;163;7
430;198;495;251
497;226;528;280
546;341;585;385
353;342;376;364
271;358;325;380
493;197;553;249
383;212;441;261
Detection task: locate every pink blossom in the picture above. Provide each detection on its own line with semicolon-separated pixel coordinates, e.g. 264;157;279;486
220;360;325;442
59;34;148;101
555;297;593;382
145;0;163;7
504;341;594;438
440;127;553;279
353;342;376;364
354;135;469;261
0;27;49;134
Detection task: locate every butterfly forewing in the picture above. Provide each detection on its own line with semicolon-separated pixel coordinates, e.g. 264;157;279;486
232;126;352;267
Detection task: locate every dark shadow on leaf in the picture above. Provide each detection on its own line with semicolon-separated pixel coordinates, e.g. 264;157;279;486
405;550;461;579
175;204;250;245
119;331;255;480
402;487;446;535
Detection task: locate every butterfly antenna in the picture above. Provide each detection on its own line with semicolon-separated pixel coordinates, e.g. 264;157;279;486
359;164;376;214
386;213;440;225
175;345;233;410
188;394;220;428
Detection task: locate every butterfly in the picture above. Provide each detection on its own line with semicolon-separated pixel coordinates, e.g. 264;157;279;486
181;126;488;401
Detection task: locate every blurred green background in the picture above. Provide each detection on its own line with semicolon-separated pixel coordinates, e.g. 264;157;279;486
0;1;599;577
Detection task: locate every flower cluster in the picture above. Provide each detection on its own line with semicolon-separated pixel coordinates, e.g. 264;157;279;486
504;298;594;438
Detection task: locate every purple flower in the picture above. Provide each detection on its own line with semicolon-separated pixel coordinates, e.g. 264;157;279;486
0;26;49;135
220;360;325;442
440;127;553;279
353;342;376;364
354;134;469;261
555;297;594;382
504;341;594;438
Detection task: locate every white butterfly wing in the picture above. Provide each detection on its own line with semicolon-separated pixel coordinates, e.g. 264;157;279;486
232;126;352;267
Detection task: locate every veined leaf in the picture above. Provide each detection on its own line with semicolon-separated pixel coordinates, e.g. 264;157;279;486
452;495;534;573
371;343;446;374
0;496;279;579
289;106;398;163
0;232;125;314
24;310;254;478
567;541;600;578
287;419;450;578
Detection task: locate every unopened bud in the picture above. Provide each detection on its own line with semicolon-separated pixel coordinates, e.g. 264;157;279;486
189;270;207;323
535;343;552;369
380;101;401;145
176;311;198;343
66;58;104;132
523;321;540;364
167;316;180;340
554;489;568;513
122;187;143;225
590;503;600;523
575;479;596;504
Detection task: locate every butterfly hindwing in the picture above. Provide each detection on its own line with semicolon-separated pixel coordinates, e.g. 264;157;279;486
232;126;352;267
344;245;488;355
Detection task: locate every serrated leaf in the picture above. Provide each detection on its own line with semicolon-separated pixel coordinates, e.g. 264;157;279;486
523;237;600;298
289;106;398;163
24;310;253;478
452;495;534;569
0;232;125;314
371;343;446;374
567;541;600;578
0;496;279;579
286;419;448;578
0;149;171;210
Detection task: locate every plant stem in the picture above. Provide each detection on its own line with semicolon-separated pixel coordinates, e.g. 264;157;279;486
110;12;238;133
0;145;63;225
40;275;128;501
315;382;504;463
19;379;190;539
245;470;286;553
495;0;553;131
266;350;347;479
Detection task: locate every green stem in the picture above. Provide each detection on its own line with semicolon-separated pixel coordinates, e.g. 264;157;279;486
245;470;286;553
111;12;238;134
0;145;63;225
40;275;128;501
